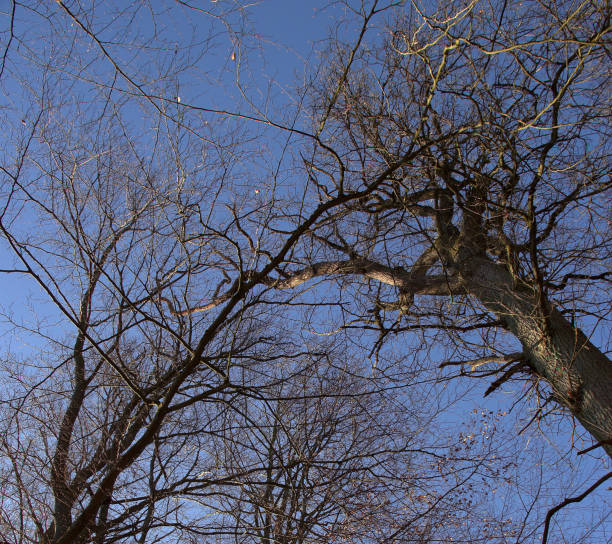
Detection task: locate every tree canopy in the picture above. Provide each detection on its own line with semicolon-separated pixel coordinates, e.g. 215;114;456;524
0;1;610;542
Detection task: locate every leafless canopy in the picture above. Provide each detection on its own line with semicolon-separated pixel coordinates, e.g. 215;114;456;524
0;1;610;543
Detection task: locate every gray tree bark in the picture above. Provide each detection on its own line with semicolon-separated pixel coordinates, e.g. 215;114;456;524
260;252;612;459
465;257;612;458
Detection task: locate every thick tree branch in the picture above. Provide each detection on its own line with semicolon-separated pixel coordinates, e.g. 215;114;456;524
161;258;463;316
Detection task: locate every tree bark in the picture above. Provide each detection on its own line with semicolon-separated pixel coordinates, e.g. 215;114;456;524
236;253;612;458
464;257;612;458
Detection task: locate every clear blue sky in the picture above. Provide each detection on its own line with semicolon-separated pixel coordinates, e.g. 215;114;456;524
0;1;609;542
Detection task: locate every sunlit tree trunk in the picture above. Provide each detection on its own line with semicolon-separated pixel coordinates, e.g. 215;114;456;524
465;257;612;457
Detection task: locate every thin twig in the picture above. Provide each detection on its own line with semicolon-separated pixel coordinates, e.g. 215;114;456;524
541;471;612;544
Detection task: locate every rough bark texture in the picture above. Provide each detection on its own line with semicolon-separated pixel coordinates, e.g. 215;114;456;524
465;257;612;458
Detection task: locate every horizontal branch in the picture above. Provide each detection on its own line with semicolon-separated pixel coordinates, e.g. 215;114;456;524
160;291;234;316
440;352;525;371
262;259;461;295
160;259;463;316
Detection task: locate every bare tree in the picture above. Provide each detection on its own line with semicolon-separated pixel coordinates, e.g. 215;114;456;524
0;0;610;543
196;357;503;544
267;0;611;456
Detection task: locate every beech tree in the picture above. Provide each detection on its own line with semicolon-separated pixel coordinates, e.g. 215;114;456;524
0;0;610;543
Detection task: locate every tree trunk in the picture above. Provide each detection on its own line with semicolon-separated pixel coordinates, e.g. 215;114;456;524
465;257;612;458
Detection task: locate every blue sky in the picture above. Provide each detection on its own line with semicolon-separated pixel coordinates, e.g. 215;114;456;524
0;1;610;542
